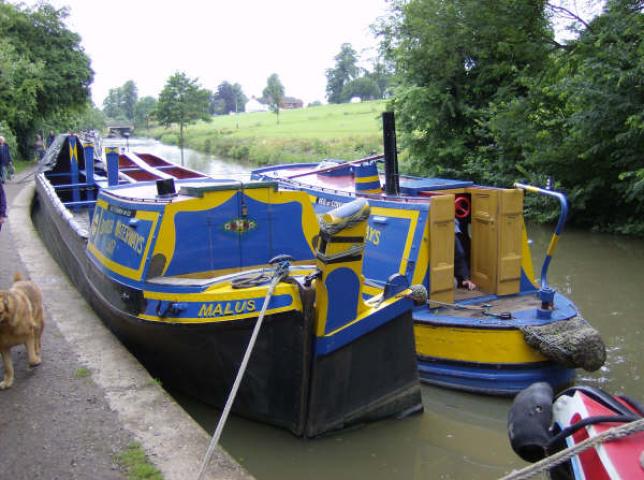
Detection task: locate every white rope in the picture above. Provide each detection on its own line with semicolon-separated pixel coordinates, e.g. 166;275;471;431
500;417;644;480
196;273;282;480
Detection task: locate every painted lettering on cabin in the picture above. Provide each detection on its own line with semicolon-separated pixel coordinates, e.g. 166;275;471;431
316;197;343;209
366;225;381;246
114;220;145;255
197;300;257;318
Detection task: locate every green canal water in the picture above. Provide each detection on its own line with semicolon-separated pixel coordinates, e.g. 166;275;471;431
121;138;644;479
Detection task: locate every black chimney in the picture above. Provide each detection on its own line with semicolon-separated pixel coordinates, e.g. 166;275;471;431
156;178;176;197
382;111;400;195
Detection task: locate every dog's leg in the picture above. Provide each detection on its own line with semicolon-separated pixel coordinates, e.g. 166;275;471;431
0;349;14;390
26;336;41;367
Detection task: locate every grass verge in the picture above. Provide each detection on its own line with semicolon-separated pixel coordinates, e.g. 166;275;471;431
115;442;163;480
144;100;387;164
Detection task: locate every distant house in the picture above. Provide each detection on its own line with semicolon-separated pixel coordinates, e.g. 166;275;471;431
280;96;304;109
245;97;269;113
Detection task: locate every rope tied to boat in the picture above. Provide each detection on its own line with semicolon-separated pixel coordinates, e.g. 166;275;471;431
196;256;292;480
499;417;644;480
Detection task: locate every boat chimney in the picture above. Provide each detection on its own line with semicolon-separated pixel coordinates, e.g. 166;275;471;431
156;178;176;197
382;111;400;195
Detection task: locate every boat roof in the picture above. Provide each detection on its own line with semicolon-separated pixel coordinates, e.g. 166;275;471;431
253;162;474;195
100;177;277;203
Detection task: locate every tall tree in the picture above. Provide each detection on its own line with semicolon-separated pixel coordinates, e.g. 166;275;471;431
377;0;551;179
212;81;247;115
120;80;138;122
134;96;157;130
156;72;211;164
102;80;138;122
489;0;644;232
0;2;92;157
325;43;361;103
262;74;285;124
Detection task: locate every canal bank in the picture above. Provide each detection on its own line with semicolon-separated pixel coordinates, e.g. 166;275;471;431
0;171;252;480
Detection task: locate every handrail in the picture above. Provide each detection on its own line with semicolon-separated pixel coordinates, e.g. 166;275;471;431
286;153;384;179
514;183;569;291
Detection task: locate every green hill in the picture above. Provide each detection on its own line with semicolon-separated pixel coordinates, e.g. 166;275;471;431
147;100;387;165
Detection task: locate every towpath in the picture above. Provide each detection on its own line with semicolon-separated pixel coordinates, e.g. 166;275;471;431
0;170;252;480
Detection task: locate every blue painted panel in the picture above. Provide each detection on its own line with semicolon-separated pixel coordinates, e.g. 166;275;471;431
166;192;315;276
166;195;241;276
90;203;153;270
324;268;360;333
315;297;411;356
363;216;411;283
240;195;313;265
416;358;575;395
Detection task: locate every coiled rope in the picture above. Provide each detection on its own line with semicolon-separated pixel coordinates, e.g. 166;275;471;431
500;417;644;480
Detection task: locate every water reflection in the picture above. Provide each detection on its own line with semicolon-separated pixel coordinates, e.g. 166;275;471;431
113;138;643;479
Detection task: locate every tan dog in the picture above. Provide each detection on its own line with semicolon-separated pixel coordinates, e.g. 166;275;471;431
0;272;45;389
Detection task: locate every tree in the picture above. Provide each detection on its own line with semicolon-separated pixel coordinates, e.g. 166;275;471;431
489;0;644;233
134;96;157;130
120;80;138;122
376;0;551;179
0;2;92;157
156;72;211;164
211;81;247;115
262;74;285;124
325;43;361;103
102;80;138;122
341;77;381;102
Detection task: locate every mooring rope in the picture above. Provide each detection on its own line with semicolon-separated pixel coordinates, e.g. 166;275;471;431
196;265;288;480
499;417;644;480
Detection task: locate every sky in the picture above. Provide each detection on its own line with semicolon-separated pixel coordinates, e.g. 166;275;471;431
23;0;390;107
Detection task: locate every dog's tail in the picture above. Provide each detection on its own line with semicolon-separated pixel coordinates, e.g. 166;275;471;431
13;272;23;282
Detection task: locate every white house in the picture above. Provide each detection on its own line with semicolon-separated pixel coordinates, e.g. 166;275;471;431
245;97;269;113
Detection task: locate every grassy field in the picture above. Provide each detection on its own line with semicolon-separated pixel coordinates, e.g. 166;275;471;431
145;100;388;165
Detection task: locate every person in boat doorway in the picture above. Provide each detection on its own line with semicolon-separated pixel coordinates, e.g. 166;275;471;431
455;220;477;290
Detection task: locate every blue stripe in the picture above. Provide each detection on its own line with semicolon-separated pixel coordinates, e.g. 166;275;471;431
417;358;576;395
314;298;412;356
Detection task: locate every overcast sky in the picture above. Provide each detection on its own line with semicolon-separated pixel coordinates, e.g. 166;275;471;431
24;0;390;107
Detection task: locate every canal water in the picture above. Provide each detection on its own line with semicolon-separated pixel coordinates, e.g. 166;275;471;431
113;138;644;479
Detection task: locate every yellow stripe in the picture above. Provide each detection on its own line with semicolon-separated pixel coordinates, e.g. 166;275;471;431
521;220;537;287
319;294;406;338
355;175;380;184
414;323;547;363
371;206;419;278
546;234;560;257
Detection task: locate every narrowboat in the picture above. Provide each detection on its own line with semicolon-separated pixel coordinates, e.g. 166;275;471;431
251;112;607;395
32;134;423;437
507;382;644;479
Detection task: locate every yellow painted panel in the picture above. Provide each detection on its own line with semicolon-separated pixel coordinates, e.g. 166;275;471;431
470;190;498;292
414;323;547;364
429;194;454;303
497;189;524;295
521;220;537;287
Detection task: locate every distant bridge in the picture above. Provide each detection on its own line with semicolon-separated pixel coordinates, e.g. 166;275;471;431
107;124;134;137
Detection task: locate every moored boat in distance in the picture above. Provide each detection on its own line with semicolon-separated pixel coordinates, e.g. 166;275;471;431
251;112;607;396
32;134;424;437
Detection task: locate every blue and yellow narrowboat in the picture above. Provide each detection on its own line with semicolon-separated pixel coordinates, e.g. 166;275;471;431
252;112;606;396
32;135;423;437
